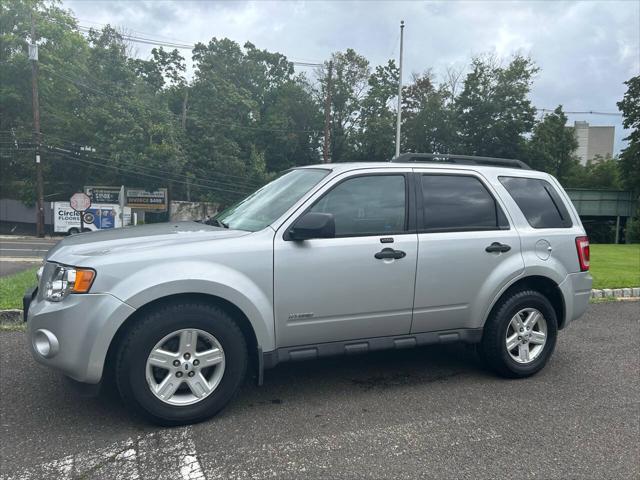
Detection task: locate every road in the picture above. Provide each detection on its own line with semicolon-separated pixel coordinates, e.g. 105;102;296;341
1;301;638;480
0;237;59;276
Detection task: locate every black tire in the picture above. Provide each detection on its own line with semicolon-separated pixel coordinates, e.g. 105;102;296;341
68;228;80;235
115;301;248;426
480;289;558;378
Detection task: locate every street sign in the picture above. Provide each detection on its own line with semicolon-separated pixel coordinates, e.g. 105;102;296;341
70;192;91;212
126;188;168;211
84;186;121;204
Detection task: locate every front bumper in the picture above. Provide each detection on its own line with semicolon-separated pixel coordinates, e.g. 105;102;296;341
26;291;136;383
559;271;593;328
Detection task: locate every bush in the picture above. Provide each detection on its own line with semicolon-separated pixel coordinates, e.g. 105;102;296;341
625;215;640;243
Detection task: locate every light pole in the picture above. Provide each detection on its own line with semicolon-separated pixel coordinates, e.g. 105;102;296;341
395;20;405;159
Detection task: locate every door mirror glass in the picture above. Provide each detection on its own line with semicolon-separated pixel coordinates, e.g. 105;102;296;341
287;212;335;241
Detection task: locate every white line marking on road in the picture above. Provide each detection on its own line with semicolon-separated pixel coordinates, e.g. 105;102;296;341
0;257;43;263
180;454;206;480
0;242;57;246
0;248;49;252
0;427;204;480
1;415;501;480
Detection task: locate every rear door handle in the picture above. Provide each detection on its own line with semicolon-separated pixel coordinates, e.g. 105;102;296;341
485;242;511;253
375;248;406;260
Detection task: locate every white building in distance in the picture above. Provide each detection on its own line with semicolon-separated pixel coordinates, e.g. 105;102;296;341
571;121;614;165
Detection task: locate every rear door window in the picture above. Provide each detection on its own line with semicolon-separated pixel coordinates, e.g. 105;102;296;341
498;176;572;228
420;174;509;232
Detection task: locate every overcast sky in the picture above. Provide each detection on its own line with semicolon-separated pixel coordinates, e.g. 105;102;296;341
63;0;639;154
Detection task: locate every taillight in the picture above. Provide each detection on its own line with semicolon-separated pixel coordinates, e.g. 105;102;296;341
575;236;590;271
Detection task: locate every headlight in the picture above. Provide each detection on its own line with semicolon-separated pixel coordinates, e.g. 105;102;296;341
45;265;96;302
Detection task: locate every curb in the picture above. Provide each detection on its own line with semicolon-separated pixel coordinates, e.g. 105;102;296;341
0;309;23;323
591;287;640;299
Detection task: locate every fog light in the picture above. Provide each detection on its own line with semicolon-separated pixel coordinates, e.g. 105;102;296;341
34;329;59;358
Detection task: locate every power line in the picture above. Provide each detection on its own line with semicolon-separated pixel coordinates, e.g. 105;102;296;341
39;134;263;191
539;108;622;117
41;66;115;97
2;139;260;195
76;17;196;46
43;146;252;197
41;132;265;186
42;15;325;66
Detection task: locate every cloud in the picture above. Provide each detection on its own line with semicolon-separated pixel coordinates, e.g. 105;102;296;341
65;0;639;153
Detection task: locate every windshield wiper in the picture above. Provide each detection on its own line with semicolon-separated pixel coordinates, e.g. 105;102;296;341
209;218;229;228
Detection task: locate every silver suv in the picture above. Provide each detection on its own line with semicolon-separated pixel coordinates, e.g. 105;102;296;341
25;154;592;425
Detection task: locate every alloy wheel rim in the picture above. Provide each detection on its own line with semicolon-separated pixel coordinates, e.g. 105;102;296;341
145;328;225;406
505;308;547;364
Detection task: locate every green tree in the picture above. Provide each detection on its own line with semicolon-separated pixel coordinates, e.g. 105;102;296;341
526;105;579;184
356;60;398;162
186;38;322;202
318;49;370;162
566;156;623;190
617;75;640;243
456;55;538;158
402;72;457;155
0;0;89;202
617;75;640;193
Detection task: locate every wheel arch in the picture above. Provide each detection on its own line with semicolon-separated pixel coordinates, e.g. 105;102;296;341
484;275;566;330
104;293;261;386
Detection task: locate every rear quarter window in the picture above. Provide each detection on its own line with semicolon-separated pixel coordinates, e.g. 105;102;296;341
499;176;573;228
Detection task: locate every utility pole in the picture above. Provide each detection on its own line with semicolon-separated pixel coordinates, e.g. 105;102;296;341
395;20;405;159
30;11;45;238
181;89;189;129
323;60;333;163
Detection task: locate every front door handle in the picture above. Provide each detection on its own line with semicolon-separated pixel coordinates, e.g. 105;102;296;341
375;248;406;260
485;242;511;253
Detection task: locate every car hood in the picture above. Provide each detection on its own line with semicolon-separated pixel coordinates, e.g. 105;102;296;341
46;222;251;264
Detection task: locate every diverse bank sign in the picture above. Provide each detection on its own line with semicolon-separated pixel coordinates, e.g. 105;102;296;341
125;188;168;211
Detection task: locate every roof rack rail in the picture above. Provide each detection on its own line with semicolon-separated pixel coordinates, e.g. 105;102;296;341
391;152;531;170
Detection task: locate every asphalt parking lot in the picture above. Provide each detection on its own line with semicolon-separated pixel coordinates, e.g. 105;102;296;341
1;301;638;479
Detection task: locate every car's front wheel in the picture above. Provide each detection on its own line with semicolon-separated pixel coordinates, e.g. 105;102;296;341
115;301;248;425
480;289;558;378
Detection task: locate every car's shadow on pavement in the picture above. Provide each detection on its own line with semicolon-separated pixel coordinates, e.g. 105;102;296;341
8;341;493;436
78;343;492;426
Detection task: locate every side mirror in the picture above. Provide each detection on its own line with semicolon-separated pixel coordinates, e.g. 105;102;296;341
287;212;335;241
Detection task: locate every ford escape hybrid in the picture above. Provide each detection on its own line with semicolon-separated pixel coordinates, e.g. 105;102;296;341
25;153;592;425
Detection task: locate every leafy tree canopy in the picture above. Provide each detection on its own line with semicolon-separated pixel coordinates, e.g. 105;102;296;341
0;0;633;213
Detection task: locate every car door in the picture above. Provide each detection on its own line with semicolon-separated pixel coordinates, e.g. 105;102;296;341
411;169;525;333
274;169;418;347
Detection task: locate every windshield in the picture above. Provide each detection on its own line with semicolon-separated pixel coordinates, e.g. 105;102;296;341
215;168;331;231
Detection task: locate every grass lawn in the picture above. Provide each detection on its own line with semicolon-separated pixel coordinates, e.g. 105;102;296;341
0;267;38;310
590;244;640;289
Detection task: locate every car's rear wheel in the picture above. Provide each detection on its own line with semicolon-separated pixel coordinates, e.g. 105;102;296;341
115;301;247;426
480;289;558;378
